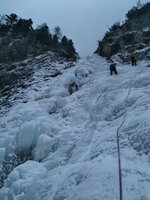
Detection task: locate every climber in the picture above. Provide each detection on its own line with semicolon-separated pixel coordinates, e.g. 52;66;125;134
109;62;118;75
131;55;137;66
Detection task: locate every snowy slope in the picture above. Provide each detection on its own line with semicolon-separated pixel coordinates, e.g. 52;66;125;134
0;54;150;200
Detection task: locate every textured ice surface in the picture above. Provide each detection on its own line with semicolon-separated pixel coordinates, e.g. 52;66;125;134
0;54;150;200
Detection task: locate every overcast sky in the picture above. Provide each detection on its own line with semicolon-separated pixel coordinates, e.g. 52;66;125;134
0;0;149;56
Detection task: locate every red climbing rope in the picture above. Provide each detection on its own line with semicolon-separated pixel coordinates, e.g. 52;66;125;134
117;126;123;200
116;78;132;200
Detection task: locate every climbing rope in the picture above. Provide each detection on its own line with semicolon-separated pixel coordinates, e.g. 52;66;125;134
116;77;132;200
84;63;135;200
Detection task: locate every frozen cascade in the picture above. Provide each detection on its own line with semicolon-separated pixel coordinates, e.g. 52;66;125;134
0;54;150;200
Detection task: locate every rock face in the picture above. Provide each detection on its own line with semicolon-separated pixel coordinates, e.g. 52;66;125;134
0;51;75;116
95;3;150;61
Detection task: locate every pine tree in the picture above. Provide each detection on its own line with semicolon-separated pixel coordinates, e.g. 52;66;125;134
61;36;68;46
35;23;50;45
137;0;142;9
53;34;59;45
53;26;62;40
5;13;18;25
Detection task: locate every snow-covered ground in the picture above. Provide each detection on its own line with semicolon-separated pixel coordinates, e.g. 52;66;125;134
0;54;150;200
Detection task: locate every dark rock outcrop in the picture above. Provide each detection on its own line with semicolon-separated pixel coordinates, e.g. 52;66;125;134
95;3;150;61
